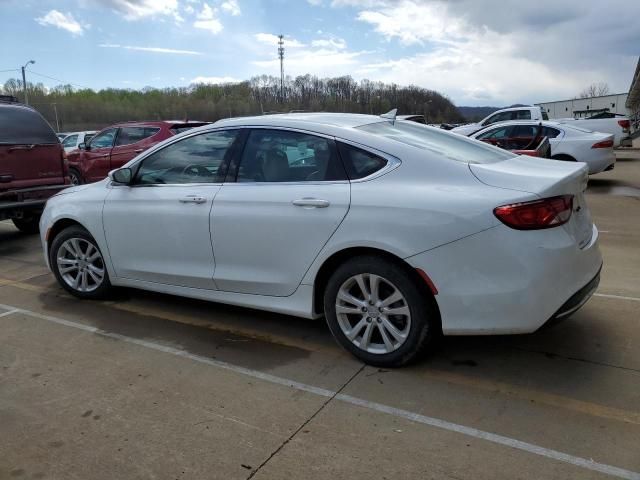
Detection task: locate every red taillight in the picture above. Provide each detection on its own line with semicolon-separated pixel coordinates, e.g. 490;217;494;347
591;139;613;149
618;119;630;131
494;195;573;230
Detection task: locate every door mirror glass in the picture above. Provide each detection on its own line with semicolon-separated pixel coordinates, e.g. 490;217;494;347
110;168;132;185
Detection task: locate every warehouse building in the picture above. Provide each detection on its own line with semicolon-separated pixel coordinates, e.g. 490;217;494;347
536;93;629;119
626;58;640;136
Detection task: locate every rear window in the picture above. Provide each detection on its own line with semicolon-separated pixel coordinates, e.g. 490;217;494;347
357;121;516;164
170;123;209;135
0;106;58;144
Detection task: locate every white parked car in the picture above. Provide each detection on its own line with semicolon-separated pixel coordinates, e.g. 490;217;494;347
469;121;616;174
39;113;602;366
60;131;97;153
452;106;548;136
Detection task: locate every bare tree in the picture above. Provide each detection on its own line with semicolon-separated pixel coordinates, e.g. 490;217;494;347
579;82;610;98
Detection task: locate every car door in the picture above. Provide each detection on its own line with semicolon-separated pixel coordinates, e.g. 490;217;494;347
82;128;117;182
211;128;350;296
102;129;241;289
110;126;161;169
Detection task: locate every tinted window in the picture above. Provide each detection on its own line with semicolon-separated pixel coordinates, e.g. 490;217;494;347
483;111;512;126
358;121;515;164
0;105;58;144
236;129;346;182
116;126;160;146
62;134;79;148
477;126;514;140
542;126;561;138
512;125;538;137
135;130;239;185
90;129;117;149
337;143;387;179
170;123;209;135
514;110;532;120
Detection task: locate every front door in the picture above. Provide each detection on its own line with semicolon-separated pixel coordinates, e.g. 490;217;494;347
212;128;350;297
83;128;117;182
102;129;242;289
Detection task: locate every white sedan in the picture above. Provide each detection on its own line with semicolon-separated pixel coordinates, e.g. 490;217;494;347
469;121;615;174
60;130;97;153
39;113;602;366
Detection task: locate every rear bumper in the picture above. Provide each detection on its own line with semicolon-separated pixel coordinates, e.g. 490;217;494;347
543;266;601;328
405;223;602;335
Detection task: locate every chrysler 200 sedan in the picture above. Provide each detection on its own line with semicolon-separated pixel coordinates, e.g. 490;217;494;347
39;112;602;366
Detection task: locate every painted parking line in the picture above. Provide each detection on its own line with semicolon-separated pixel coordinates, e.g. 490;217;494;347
1;303;638;480
595;293;640;302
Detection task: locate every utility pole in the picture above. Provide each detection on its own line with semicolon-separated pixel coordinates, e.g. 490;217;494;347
21;60;35;105
278;35;284;103
52;103;60;132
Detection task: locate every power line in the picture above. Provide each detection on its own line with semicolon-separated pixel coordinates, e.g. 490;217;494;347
0;69;19;74
28;70;90;89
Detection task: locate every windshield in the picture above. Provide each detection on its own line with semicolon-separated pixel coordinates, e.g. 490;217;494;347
357;121;516;164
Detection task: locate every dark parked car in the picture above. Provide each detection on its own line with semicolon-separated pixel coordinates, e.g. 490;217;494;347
0;101;69;233
67;120;210;184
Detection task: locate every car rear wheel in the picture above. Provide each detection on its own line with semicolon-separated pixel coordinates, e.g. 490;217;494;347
68;168;83;185
324;256;438;367
12;215;41;234
50;226;112;299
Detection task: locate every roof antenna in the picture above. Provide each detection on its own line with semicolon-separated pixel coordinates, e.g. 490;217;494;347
380;108;397;124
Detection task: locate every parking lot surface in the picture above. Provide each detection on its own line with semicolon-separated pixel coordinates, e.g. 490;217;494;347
1;151;639;480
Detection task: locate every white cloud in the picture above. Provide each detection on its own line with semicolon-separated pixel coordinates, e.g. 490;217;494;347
191;76;241;84
221;0;241;16
194;3;223;33
254;33;306;48
307;0;323;5
311;37;346;49
36;10;84;36
94;0;181;21
99;43;204;55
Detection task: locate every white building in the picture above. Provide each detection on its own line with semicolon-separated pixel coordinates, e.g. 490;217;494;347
626;58;640;135
536;93;629;119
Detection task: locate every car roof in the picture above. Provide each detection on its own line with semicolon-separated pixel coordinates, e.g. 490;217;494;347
213;112;387;136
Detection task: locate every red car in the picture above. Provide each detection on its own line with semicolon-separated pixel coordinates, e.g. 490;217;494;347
67;120;209;184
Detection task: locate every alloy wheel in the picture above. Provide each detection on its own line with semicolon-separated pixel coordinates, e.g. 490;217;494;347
56;238;105;292
335;273;412;354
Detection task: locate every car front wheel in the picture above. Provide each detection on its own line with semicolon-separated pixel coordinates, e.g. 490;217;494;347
324;256;438;367
50;225;112;299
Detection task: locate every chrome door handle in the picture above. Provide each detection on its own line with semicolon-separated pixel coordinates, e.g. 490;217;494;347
292;198;330;208
179;195;207;204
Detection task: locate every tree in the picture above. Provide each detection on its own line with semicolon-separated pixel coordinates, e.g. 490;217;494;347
579;82;610;98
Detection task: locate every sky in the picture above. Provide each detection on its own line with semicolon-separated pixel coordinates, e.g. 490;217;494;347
1;0;638;106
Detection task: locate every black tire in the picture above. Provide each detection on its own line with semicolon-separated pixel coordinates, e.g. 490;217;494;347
49;225;112;299
68;168;83;185
551;154;576;162
12;215;41;234
324;255;439;367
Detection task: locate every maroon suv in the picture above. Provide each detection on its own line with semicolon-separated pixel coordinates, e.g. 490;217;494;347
67;120;209;184
0;101;69;233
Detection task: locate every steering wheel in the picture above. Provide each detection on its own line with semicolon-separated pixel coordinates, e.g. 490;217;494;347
182;164;210;178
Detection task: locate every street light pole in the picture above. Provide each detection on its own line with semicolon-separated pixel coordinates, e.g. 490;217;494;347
21;60;35;106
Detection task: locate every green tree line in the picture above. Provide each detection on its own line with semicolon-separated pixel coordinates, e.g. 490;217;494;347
2;75;465;132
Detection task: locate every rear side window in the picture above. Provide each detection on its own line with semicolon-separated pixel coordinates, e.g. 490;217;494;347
542;126;561;138
0;106;58;144
358;121;516;165
337;143;387;179
514;110;532;120
170;123;209;135
116;126;160;146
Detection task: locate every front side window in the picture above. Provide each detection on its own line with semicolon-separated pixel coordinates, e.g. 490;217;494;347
476;126;514;140
134;130;239;185
116;126;160;147
90;128;117;149
483;111;512;126
62;134;78;148
236;129;346;182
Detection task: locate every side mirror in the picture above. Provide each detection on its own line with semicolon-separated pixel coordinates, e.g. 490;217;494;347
109;168;133;185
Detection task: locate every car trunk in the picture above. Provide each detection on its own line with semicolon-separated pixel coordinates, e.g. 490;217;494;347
469;156;594;248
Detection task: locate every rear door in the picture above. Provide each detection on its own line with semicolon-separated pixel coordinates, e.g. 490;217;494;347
0;105;64;190
211;128;350;296
82;128;117;182
110;126;161;169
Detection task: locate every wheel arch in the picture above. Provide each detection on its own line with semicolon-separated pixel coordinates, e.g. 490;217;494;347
46;218;90;254
312;246;441;331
